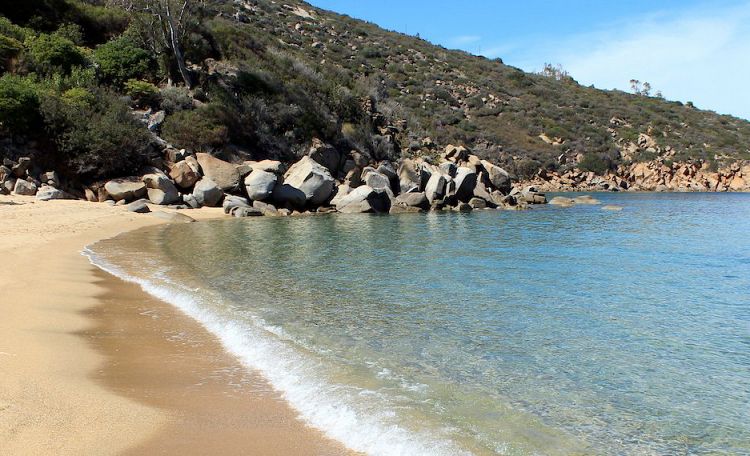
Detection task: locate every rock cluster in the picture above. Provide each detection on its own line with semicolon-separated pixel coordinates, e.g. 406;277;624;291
523;160;750;193
0;157;74;201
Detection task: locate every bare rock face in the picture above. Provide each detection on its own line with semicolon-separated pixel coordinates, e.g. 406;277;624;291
454;167;478;202
169;160;199;189
195;153;241;192
244;170;278;201
424;173;447;204
192;178;223;207
104;179;147;202
480;160;512;194
394;191;428;209
397;158;423;194
282;156;335;206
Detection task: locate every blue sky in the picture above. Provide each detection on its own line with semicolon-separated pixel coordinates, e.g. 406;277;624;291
308;0;750;120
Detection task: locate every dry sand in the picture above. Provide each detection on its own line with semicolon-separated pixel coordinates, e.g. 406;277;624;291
0;195;354;455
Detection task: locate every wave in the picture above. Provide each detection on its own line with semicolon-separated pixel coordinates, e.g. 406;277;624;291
82;244;472;456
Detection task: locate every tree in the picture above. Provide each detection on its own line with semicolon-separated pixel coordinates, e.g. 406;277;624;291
541;63;569;81
108;0;196;87
630;79;654;97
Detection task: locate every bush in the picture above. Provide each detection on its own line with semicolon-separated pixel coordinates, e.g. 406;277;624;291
162;104;230;151
578;152;614;175
0;35;23;71
93;35;154;86
124;79;160;108
0;74;41;134
160;85;193;114
61;87;95;108
25;32;86;74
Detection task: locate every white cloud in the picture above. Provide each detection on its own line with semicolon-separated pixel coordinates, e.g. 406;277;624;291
449;35;482;46
509;3;750;119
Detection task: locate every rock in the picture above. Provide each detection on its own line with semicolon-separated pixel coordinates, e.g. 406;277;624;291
443;145;469;162
480;160;512;193
143;174;179;205
334;185;391;213
453;202;473;212
395;192;428;209
363;170;391;192
424;173;447;204
308;139;342;173
283;156;336;206
36;185;74;201
389;205;423;214
549;196;575;207
454;167;478;202
39;171;60;187
192;178;223;207
84;188;98;202
573;195;600;205
602;205;624;211
272;184;307;207
244;170;277;201
439;161;457;177
468;197;487;209
232;206;263;217
147;110;166;132
247;160;285;174
13;179;37;196
104;179;147;202
253;200;279;216
0;164;11;182
329;184;352;207
152;211;196;223
397;158;422;194
182;193;200;209
169;160;199;189
125;199;151;213
11;157;31;178
377;161;399;187
2;178;16;194
344;168;363;188
196;153;241;191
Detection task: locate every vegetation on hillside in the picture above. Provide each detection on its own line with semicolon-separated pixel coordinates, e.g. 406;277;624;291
1;0;748;185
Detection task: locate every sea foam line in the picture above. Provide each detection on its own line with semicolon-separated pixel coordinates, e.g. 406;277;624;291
82;246;472;456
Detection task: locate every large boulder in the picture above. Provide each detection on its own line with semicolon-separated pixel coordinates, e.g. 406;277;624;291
11;157;31;178
247;159;285;174
308;139;342;173
125;199;151;213
2;178;16;194
397;158;422;194
394;191;429;210
363;169;391;192
169;160;199;189
143;174;179;205
272;184;307;207
36;185;74;201
329;184;352;207
334;185;391;214
454;167;478;202
192;178;223;207
480;160;512;193
104;179;147;202
283;156;335;206
424;173;447;204
196;153;241;191
244;170;277;201
13;179;37;196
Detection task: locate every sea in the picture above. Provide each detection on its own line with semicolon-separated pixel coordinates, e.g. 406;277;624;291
85;192;750;455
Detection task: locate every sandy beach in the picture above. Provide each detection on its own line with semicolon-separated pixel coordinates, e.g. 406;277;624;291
0;195;353;455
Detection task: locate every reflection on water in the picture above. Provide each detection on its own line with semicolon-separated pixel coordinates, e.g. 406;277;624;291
92;193;750;455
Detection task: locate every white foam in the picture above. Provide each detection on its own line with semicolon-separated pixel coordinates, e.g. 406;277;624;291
82;246;472;456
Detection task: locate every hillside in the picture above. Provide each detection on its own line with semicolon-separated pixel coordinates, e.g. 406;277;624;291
0;0;749;189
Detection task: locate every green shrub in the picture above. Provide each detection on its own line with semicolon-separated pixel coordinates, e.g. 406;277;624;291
54;23;83;45
124;79;160;108
578;152;614;175
0;74;41;134
162;104;231;151
160;86;194;114
93;36;154;87
0;35;23;71
61;87;95;108
25;32;86;74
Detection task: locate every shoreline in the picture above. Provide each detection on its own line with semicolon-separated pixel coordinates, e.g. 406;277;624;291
0;195;353;455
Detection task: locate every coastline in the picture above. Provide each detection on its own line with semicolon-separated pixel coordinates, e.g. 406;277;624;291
0;195;353;455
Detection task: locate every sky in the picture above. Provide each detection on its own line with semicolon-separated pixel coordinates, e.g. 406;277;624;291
307;0;750;120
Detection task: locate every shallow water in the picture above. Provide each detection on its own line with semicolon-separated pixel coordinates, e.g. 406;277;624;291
87;193;750;455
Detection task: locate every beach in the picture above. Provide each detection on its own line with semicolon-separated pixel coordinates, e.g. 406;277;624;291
0;195;353;455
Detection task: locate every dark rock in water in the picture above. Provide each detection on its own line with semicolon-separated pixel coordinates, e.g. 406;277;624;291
283;156;335;206
169;160;199;189
13;179;37;196
389;205;423;214
105;179;147;202
454;167;478;202
272;183;307;208
36;185;74;201
334;185;391;213
232;206;263;217
152;211;196;223
192;178;223;207
244;169;277;201
125;199;151;213
196;153;241;192
454;202;473;212
395;192;429;209
12;157;31;178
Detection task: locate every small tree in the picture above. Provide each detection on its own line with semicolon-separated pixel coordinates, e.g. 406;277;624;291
630;79;655;97
541;63;569;81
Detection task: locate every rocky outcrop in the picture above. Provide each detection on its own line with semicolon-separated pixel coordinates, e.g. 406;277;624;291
105;179;147;202
169;160;199;189
334;185;391;213
192;178;223;207
195;153;241;192
13;179;37;196
143;173;180;205
244;170;278;201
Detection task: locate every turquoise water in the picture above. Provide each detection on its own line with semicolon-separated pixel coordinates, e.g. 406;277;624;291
88;193;750;455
